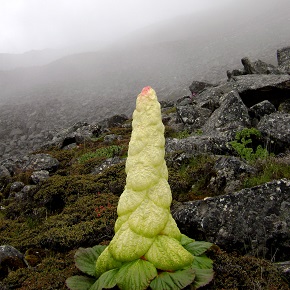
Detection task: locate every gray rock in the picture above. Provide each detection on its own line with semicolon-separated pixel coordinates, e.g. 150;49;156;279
176;104;211;130
257;112;290;154
23;154;59;173
10;181;25;193
276;261;290;283
91;157;125;175
31;170;50;184
202;90;250;139
193;82;233;113
208;156;257;194
0;165;11;191
277;46;290;73
0;245;28;278
241;57;282;75
98;114;128;129
279;100;290;113
249;100;276;125
104;134;122;143
173;179;290;261
189;81;215;95
46;121;101;149
166;135;231;156
230;74;290;108
0;153;59;175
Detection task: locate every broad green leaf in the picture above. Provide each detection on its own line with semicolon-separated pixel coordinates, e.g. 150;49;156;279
90;269;118;290
144;235;193;271
150;267;196;290
193;268;214;289
75;245;107;276
184;241;212;256
180;234;194;246
192;255;213;269
66;275;95;290
116;259;157;290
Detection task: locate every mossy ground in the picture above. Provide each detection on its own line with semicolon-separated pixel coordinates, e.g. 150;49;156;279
0;122;289;289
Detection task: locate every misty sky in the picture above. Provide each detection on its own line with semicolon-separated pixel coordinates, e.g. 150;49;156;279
0;0;233;54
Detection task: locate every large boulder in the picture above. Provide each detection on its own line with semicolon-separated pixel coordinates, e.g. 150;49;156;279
173;179;290;261
241;57;283;75
166;135;231;156
230;74;290;108
257;112;290;154
202;90;250;139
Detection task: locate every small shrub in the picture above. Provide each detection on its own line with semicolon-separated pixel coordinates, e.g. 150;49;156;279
230;128;271;162
78;145;123;163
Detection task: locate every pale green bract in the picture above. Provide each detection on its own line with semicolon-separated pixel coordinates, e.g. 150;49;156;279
66;87;214;290
96;86;193;274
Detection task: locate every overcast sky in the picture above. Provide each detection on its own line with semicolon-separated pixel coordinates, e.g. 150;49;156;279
0;0;234;54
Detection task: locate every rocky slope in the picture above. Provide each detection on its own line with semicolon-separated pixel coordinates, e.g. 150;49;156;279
0;46;290;289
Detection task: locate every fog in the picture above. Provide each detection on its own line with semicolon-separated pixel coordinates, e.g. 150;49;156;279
0;0;290;158
1;0;232;54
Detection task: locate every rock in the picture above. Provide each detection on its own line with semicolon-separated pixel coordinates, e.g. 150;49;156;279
279;100;290;113
189;80;215;95
0;165;11;190
160;100;175;108
230;74;290;108
277;46;290;73
103;134;122;143
23;154;59;173
166;135;231;156
249;100;276;125
98;114;128;129
208;156;257;194
176;104;212;130
194;82;233;113
0;154;59;175
202;90;250;139
0;245;28;279
257;112;290;154
91;157;125;175
276;261;290;283
46;121;101;149
31;170;50;184
241;57;282;75
9;181;25;193
173;179;290;261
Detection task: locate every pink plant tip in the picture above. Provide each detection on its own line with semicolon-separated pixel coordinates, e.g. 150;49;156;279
141;86;152;96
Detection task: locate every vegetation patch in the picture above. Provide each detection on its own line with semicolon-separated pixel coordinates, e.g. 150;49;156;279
229;128;272;162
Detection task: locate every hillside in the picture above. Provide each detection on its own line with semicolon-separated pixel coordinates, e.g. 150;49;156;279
0;49;290;288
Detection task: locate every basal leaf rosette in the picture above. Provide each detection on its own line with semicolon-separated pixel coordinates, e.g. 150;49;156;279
66;87;213;290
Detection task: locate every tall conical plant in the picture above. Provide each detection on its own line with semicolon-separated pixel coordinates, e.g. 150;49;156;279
66;87;214;290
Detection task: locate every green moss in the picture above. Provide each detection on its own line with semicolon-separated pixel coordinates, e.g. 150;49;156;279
204;247;289;290
243;156;290;188
168;155;216;202
163;106;177;115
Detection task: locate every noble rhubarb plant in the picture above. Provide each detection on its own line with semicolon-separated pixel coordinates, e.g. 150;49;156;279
66;87;214;290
